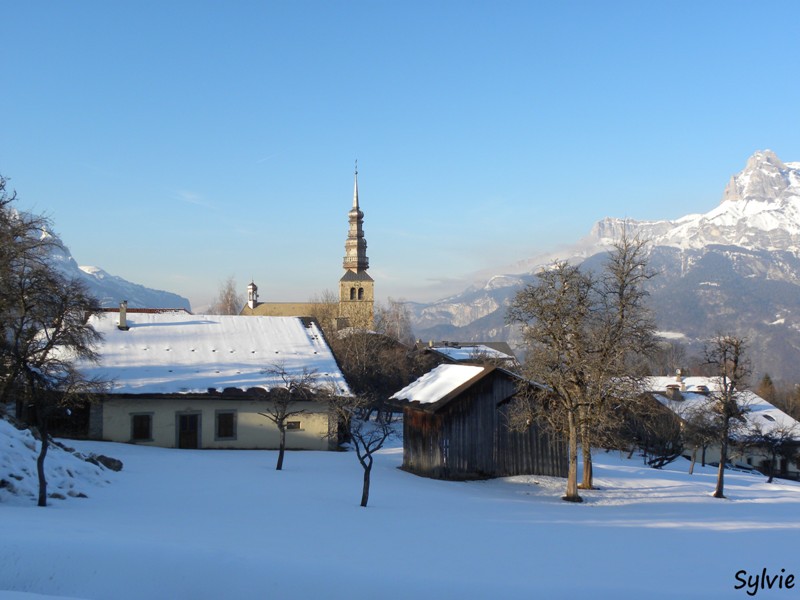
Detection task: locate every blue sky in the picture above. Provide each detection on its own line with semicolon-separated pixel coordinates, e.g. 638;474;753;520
2;1;799;310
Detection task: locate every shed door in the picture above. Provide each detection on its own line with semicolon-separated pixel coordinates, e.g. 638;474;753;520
178;414;200;449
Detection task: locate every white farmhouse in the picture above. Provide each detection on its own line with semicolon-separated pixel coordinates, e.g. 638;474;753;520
648;375;800;479
78;308;349;450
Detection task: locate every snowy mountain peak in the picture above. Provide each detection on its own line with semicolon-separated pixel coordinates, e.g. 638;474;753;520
721;149;800;204
584;151;800;253
37;225;191;310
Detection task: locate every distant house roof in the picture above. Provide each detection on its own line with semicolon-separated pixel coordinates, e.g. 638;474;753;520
647;376;800;440
415;341;518;366
100;308;192;315
77;313;350;395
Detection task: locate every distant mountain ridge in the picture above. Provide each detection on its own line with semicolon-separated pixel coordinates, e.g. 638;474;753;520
45;230;191;311
409;150;800;382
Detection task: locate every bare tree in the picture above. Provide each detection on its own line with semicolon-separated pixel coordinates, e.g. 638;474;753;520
617;397;684;469
704;334;751;498
681;403;721;474
507;234;657;502
646;340;688;377
329;329;436;408
583;233;658;486
258;364;317;471
307;289;340;335
756;373;777;405
209;276;244;315
328;394;396;507
374;298;414;345
743;420;798;483
0;175;108;506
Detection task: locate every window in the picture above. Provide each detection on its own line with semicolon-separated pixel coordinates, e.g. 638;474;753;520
286;421;301;430
215;411;237;440
350;287;356;300
131;414;153;441
357;287;364;300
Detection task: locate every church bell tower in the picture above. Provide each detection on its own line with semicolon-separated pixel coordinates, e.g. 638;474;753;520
338;162;374;329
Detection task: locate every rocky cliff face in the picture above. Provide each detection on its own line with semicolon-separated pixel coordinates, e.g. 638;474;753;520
409;150;800;382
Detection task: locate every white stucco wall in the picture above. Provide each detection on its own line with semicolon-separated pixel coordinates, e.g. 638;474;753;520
101;397;335;450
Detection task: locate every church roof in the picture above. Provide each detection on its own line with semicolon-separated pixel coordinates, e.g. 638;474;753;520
339;270;374;282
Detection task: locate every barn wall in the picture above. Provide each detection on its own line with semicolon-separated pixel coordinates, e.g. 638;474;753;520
402;372;567;480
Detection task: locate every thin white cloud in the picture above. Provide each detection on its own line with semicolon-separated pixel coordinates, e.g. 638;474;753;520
174;190;214;209
255;154;278;164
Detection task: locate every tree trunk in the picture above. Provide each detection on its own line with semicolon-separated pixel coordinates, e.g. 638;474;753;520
689;447;697;475
276;427;286;471
767;452;775;484
37;420;49;507
563;410;582;502
701;445;707;467
360;463;371;507
580;442;593;489
713;420;729;499
579;416;594;490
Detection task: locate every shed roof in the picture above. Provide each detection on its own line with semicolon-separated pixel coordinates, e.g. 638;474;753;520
76;312;350;395
390;364;493;411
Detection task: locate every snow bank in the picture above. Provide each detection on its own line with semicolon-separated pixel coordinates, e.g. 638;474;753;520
0;418;115;506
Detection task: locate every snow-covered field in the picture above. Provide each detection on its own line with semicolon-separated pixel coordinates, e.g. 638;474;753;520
2;418;799;600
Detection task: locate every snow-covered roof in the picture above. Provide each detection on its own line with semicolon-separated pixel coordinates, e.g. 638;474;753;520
78;312;349;395
647;376;799;440
390;364;487;406
430;344;516;363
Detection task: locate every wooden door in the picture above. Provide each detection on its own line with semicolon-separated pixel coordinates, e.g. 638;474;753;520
178;414;200;449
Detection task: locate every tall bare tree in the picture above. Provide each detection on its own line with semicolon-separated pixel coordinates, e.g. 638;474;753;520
258;363;317;471
704;334;751;499
0;175;107;506
209;276;243;315
507;234;656;501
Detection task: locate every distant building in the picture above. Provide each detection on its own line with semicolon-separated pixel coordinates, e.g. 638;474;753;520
241;166;374;330
414;340;519;369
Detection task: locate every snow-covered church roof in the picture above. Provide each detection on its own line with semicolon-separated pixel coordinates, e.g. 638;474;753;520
78;312;350;395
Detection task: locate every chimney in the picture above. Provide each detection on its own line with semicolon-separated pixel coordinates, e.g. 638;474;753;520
118;301;130;331
665;384;683;401
675;368;686;391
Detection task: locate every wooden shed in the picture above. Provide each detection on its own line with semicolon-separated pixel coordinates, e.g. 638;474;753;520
391;364;567;481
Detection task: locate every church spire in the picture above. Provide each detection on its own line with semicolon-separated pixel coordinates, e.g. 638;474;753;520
353;160;359;209
343;161;368;272
338;162;374;330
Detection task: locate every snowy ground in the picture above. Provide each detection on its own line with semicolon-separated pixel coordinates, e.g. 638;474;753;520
2;421;799;599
